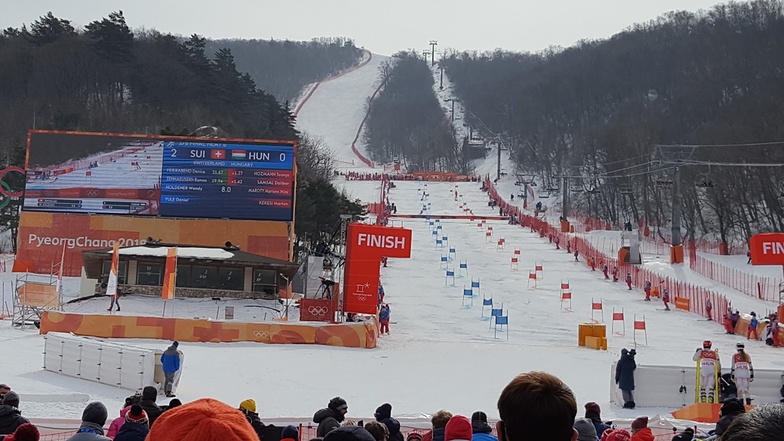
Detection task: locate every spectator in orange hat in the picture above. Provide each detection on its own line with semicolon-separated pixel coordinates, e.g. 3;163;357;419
146;398;257;441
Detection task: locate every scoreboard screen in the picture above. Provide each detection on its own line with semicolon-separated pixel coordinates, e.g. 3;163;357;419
160;141;294;221
23;131;296;222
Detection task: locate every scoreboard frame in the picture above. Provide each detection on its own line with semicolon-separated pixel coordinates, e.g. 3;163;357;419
24;130;298;223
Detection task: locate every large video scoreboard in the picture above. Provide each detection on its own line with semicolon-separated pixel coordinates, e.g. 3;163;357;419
160;141;294;220
23;131;296;222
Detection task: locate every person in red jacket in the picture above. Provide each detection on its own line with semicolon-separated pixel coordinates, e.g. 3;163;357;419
629;417;653;441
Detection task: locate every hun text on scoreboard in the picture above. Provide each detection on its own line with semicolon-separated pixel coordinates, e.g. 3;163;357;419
23;130;296;222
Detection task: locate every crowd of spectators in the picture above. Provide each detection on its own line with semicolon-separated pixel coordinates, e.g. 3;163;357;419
0;373;782;441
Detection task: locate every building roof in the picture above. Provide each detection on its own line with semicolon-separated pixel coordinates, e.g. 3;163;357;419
81;243;300;280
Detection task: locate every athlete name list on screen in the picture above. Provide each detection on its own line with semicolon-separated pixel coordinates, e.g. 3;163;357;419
159;141;295;221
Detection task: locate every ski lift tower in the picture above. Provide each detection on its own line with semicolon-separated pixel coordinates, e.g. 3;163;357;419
655;145;698;264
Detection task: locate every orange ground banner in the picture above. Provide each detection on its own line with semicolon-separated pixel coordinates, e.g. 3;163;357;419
15;212;291;276
40;311;377;349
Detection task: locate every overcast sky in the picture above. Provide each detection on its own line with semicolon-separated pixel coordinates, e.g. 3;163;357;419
2;1;738;56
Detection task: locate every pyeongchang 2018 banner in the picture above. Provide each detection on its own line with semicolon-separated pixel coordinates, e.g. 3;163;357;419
343;223;412;315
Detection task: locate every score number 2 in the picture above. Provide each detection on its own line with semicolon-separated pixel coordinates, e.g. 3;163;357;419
171;148;177;158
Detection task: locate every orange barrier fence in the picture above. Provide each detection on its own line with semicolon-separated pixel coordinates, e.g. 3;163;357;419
690;253;780;302
484;177;730;321
40;311;377;349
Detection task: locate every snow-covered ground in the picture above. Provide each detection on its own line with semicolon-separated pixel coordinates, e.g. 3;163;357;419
3;179;782;426
1;45;782;435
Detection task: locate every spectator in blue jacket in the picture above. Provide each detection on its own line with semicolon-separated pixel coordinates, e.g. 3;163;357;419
470;411;497;441
160;342;181;398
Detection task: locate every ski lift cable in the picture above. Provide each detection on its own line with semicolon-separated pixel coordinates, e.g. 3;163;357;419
672;140;784;148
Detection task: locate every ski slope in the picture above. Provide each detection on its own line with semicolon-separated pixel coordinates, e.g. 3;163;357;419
295;53;387;170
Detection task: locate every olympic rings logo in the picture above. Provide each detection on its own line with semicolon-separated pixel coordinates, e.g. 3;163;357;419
253;330;269;338
0;167;23;198
354;294;369;301
86;190;99;198
308;306;329;316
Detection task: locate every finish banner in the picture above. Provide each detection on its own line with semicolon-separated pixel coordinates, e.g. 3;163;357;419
749;233;784;265
343;223;412;315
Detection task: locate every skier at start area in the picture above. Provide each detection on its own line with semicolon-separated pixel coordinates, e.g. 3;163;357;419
693;340;721;403
732;342;754;405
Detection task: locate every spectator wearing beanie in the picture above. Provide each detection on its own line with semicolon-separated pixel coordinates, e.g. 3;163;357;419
166;399;182;410
469;412;496;441
281;425;300;441
364;421;389;441
421;410;452;441
670;427;693;441
107;406;131;439
314;397;348;437
573;418;597;441
445;415;473;441
584;402;609;440
146;398;258;441
114;405;148;441
406;434;423;441
3;422;40;441
66;402;111;441
0;392;30;435
374;403;403;441
238;398;265;441
629;417;652;441
601;429;630;441
138;386;162;427
323;426;376;441
713;398;745;438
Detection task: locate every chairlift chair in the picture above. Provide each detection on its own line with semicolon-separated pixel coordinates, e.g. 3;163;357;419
696;173;714;188
619;186;634;196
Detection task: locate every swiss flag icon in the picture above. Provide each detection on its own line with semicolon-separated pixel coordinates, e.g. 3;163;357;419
210;149;225;160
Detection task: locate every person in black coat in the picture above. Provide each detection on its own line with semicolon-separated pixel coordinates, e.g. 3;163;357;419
313;397;347;437
615;348;637;409
713;398;745;438
137;387;162;428
0;392;29;435
374;403;403;441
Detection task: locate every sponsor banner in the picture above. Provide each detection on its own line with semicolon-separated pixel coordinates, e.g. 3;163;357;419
106;242;120;296
15;211;290;276
343;223;412;315
300;298;333;322
40;311;377;348
749;233;784;265
675;297;690;311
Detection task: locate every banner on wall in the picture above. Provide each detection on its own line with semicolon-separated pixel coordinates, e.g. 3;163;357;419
343;223;412;315
14;211;290;276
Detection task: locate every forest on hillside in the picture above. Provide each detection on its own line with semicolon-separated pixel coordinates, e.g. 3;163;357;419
0;11;363;255
363;52;465;173
443;0;784;247
207;37;363;101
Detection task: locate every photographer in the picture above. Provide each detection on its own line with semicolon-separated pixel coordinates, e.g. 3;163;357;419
616;348;637;409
